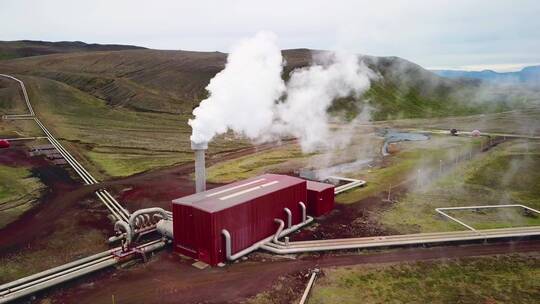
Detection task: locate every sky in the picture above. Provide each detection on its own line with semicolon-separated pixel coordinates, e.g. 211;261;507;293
1;0;539;72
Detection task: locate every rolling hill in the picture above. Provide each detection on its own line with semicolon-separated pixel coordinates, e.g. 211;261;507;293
0;40;145;60
0;41;537;177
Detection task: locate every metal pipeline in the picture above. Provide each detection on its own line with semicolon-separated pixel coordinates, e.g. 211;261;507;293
0;247;120;293
299;202;307;222
114;221;132;248
221;215;314;262
108;226;157;244
156;219;174;239
284;208;292;228
260;226;540;254
128;208;169;230
0;240;167;303
272;219;286;245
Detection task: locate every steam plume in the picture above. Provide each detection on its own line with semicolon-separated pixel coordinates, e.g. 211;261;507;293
189;31;285;144
188;31;376;152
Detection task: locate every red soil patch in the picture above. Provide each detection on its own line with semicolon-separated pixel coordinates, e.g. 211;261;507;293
0;146;104;255
0;145;47;167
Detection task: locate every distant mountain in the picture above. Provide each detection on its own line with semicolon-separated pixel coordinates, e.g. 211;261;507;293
0;42;536;120
432;66;540;86
0;40;145;60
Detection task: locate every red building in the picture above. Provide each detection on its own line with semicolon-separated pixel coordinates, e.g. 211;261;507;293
306;181;335;217
172;174;307;265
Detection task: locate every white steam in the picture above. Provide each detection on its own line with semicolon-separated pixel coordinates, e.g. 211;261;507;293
275;52;375;151
189;31;285;144
188;31;376;152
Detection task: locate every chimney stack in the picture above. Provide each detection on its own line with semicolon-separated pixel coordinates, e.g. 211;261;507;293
191;141;208;193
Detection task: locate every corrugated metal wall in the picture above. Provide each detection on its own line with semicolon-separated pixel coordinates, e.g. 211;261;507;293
306;183;335;217
173;177;307;265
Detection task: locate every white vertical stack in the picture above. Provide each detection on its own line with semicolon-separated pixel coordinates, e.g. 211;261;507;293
191;141;208;193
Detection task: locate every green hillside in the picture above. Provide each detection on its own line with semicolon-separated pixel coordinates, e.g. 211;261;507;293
0;43;537;177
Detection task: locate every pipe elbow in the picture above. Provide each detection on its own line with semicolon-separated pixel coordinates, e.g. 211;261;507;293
114;220;132;245
284;208;292;228
272;219;285;245
221;229;232;260
298;202;307;222
129;208;169;228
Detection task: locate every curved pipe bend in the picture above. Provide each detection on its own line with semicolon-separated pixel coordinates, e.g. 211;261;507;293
299;202;307;222
221;215;314;262
284;208;292;228
222;229;232;260
114;220;132;247
129;208;169;229
272;219;286;245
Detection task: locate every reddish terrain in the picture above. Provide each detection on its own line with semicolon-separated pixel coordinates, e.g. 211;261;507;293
1;136;536;304
46;240;540;304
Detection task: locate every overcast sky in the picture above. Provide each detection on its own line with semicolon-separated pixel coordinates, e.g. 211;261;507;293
1;0;539;72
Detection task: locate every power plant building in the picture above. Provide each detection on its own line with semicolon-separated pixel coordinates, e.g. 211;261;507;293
172;174;307;265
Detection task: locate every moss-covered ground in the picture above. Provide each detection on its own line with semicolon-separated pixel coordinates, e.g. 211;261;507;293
381;140;540;233
310;254;540;304
0;165;45;229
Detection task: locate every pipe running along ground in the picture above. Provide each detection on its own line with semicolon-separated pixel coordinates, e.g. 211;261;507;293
221;202;315;262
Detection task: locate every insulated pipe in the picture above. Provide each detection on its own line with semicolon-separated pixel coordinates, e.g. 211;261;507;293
101;190;130;218
1;256;113;296
221;216;314;262
156;219;174;239
284;208;292;228
128;208;169;230
0;247;120;292
0;259;118;303
0;240;166;304
299;202;307;222
222;230;233;260
108;226;157;243
272;219;286;245
260;226;540;254
263;225;540;248
114;221;132;248
191;141;208;193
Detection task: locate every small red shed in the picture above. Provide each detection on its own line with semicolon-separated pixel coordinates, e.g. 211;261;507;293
172;174;307;265
0;139;10;149
306;181;335;217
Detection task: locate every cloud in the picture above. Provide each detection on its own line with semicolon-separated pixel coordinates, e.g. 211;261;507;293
1;0;539;69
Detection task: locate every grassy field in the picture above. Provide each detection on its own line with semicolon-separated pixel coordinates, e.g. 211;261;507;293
206;143;308;183
335;135;486;204
309;254;540;304
0;77;27;115
0;118;43;139
0;165;45;228
381;140;540;233
382;105;540;136
206;129;383;184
